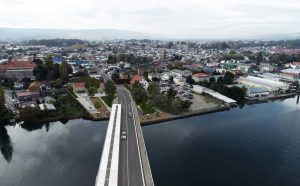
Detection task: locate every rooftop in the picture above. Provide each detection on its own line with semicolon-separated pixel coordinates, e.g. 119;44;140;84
193;73;209;78
73;82;86;89
281;69;300;75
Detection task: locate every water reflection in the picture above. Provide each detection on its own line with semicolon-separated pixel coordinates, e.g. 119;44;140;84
21;120;68;132
0;126;13;162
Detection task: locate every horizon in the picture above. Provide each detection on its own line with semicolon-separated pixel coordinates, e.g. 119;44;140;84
1;0;300;39
0;27;299;41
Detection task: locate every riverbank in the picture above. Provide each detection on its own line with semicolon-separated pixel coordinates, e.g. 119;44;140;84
13;93;299;126
246;92;298;104
141;104;231;126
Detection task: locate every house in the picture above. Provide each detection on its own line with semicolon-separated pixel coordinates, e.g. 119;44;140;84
73;82;86;93
222;63;238;70
16;91;40;102
238;64;252;74
173;76;185;86
246;87;270;97
290;62;300;69
260;63;276;72
130;75;149;89
192;73;210;82
280;69;300;81
0;60;36;80
45;103;56;111
170;69;185;77
130;75;142;84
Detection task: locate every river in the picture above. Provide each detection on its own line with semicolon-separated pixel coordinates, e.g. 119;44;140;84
0;96;300;186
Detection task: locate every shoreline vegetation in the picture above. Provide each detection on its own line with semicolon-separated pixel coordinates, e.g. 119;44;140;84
16;90;90;124
3;87;299;127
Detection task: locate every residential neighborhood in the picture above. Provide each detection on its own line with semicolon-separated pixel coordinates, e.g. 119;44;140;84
0;39;300;124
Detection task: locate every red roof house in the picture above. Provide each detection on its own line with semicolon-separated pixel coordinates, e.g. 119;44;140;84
130;75;142;84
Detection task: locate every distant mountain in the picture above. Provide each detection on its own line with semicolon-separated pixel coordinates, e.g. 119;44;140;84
243;33;300;41
0;28;167;41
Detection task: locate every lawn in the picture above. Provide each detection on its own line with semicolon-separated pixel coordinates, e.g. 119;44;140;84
140;102;156;115
101;96;113;107
55;94;88;117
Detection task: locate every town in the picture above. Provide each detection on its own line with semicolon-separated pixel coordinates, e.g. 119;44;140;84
0;39;300;125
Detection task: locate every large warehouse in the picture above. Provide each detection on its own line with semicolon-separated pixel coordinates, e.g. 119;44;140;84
237;76;289;92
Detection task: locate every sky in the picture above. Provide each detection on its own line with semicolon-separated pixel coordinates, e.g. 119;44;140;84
0;0;300;39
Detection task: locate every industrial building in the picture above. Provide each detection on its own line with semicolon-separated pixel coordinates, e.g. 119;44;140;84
237;76;289;93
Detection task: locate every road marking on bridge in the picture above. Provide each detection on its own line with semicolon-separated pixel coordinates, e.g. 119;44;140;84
119;91;130;186
131;102;146;186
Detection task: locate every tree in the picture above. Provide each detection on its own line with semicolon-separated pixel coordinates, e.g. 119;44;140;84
209;77;216;83
217;76;223;84
107;55;117;64
104;80;116;101
167;87;176;100
53;64;60;80
43;55;54;81
44;55;54;71
33;65;47;81
147;82;160;100
19;107;41;122
0;86;5;115
59;62;69;82
111;73;120;83
186;75;195;85
256;52;264;64
223;72;234;85
85;77;100;90
0;87;12;124
33;58;43;65
87;87;98;97
131;82;148;104
152;77;160;82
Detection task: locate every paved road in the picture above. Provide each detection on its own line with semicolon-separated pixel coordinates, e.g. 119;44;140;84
117;87;144;186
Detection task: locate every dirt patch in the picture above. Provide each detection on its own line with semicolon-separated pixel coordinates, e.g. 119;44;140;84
140;111;172;124
91;97;110;118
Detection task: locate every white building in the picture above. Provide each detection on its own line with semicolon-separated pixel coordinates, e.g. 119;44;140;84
280;69;300;81
173;76;185;86
237;76;289;92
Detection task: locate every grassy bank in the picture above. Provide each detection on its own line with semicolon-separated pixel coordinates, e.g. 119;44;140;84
101;96;113;107
140;102;156;114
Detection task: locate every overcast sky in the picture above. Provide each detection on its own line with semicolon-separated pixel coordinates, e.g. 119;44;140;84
0;0;300;39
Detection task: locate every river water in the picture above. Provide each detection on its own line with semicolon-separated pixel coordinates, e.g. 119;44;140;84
0;96;300;186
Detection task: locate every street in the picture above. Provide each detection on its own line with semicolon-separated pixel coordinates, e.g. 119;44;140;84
117;87;144;186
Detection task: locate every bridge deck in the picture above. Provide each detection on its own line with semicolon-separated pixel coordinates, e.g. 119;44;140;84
96;104;121;186
96;87;154;186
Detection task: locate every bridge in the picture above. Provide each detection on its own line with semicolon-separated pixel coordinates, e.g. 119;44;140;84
96;87;154;186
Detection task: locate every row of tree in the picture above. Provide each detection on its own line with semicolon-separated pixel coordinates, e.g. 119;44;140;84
104;80;117;105
195;72;246;102
0;86;12;125
130;82;192;114
107;53;153;65
33;55;72;86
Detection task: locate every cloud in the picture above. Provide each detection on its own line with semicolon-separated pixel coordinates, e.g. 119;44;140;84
0;0;299;39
